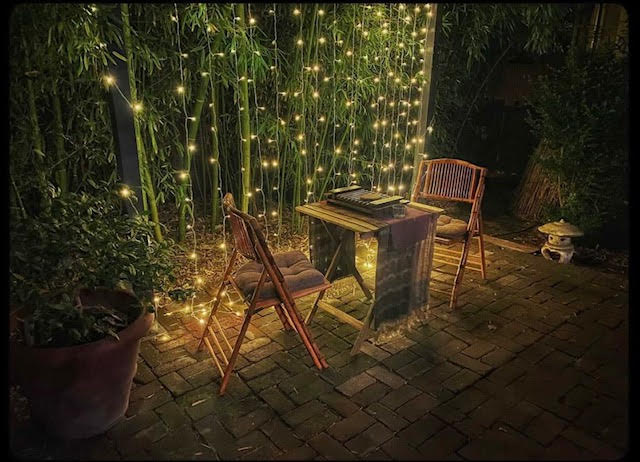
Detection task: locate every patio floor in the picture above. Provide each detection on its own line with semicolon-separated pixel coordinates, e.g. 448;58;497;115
10;240;629;460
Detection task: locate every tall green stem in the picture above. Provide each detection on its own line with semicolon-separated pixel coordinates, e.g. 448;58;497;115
235;4;252;212
51;90;68;194
178;75;209;242
23;40;49;212
121;3;163;242
209;79;221;230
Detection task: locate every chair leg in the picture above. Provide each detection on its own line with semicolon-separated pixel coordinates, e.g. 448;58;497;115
274;304;293;331
219;308;254;396
281;298;328;369
450;237;472;309
198;280;227;352
305;289;326;325
477;215;487;280
198;250;238;352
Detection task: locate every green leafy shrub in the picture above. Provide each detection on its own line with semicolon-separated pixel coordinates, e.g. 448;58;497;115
526;48;628;238
10;193;176;347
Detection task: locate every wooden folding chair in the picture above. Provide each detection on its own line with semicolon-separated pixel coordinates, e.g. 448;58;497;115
198;193;330;395
411;158;487;309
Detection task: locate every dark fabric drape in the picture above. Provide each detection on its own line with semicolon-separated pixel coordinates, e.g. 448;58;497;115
308;211;437;337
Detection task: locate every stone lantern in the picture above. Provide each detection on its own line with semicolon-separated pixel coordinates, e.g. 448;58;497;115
538;219;584;264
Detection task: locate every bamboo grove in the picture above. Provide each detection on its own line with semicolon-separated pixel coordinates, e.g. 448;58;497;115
10;3;435;247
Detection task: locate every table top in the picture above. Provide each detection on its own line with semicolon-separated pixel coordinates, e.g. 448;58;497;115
296;201;442;234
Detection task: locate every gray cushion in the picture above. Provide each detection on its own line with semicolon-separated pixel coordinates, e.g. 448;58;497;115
234;251;327;301
436;214;468;239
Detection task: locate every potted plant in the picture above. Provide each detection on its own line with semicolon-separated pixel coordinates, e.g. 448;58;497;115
10;193;175;439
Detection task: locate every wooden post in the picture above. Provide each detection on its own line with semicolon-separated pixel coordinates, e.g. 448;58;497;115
106;42;142;217
411;4;441;191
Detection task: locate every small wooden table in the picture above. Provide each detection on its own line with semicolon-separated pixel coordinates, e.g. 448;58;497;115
296;201;440;354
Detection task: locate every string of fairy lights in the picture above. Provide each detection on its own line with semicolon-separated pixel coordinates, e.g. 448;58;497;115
102;3;436;325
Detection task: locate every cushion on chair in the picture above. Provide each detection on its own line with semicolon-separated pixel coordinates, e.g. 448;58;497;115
233;250;328;301
436;214;468;239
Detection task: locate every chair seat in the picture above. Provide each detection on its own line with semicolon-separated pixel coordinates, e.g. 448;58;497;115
436;214;468;239
233;251;328;301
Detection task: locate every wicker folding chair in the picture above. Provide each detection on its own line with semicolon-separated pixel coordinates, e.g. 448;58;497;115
411;158;487;309
198;193;330;395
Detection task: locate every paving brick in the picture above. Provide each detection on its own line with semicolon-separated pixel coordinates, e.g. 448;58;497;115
469;397;509;428
417;426;466;459
336;372;376;397
276;444;317;460
381;349;420;370
159;371;194;396
461;340;495;359
460;426;546;459
519;342;555;364
396;358;435;380
447;387;489;414
327;410;376;442
366;365;405;389
134;362;156;385
380;384;422;409
235;429;280;460
352;381;391;407
259;386;296;415
396;393;439;422
359;341;392;361
126;387;173;416
430;402;467;425
222;407;273;438
499;400;543;431
561;426;624;459
443;368;481;392
345;422;394;455
247;366;290;393
410;361;461;393
319;391;360;417
155;401;190;430
239;336;271;354
149;425;204;459
365;402;410;431
309;432;355;460
481;347;515;367
243;341;284;362
194;415;238;460
238;357;278;380
397;414;446;447
381;436;424;460
108;410;161;440
262;417;303;451
436;338;469;359
282;400;327;427
525;411;568;446
293;408;341;440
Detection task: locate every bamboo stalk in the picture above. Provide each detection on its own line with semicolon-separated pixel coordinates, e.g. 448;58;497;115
235;4;252;213
23;39;49;212
51;90;68;194
121;3;163;242
210;77;221;231
178;74;209;242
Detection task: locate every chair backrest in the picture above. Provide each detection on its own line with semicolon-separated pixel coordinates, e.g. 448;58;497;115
223;193;286;283
411;158;487;233
223;193;259;260
411;158;487;205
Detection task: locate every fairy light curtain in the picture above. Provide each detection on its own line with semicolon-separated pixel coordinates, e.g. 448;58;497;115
106;3;435;326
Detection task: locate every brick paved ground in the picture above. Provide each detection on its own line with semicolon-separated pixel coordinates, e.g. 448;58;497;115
10;241;628;460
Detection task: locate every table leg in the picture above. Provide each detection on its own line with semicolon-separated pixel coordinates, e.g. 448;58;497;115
306;235;345;324
321;223;372;300
350;300;375;355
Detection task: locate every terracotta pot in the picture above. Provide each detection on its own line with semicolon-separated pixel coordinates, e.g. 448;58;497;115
10;288;154;439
